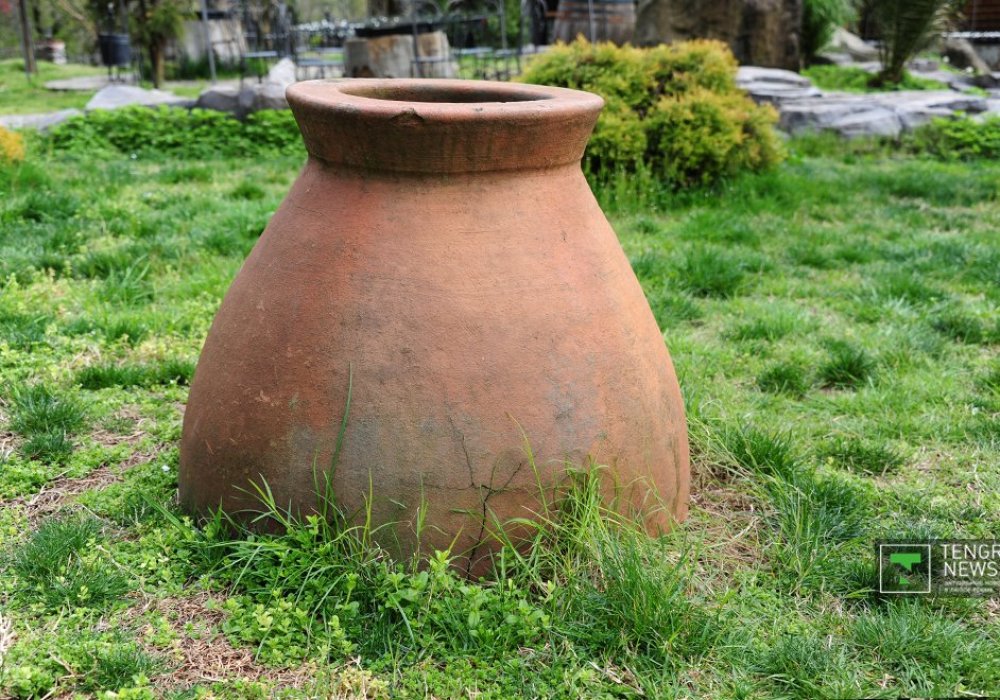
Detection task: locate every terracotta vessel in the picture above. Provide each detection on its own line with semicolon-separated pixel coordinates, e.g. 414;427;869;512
179;78;689;573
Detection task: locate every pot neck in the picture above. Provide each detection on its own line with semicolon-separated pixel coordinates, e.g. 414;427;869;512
286;79;604;176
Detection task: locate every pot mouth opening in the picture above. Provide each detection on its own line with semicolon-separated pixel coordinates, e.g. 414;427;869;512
336;82;550;105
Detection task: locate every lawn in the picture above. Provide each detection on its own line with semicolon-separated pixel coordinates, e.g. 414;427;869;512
0;59;107;115
1;131;999;698
0;59;225;115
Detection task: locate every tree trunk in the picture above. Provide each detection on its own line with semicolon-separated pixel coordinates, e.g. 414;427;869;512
17;0;37;76
151;38;166;88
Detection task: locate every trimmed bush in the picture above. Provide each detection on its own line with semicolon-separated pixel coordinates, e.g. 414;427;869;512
520;38;784;187
46;106;302;159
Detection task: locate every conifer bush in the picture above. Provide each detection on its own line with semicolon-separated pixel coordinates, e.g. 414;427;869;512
520;38;785;187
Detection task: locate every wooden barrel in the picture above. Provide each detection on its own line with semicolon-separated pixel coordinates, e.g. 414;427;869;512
552;0;635;45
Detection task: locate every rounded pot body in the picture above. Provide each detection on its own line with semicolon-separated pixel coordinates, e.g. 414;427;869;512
179;79;689;573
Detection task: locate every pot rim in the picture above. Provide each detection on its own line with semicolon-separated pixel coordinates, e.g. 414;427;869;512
288;78;602;117
286;78;605;174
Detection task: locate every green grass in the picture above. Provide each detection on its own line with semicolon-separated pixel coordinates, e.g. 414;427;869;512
0;59;105;115
802;65;949;93
0;128;998;698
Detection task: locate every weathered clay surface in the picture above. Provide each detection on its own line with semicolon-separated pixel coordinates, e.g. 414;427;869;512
179;79;690;574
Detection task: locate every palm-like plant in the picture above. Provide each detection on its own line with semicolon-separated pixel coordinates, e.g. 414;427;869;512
869;0;963;85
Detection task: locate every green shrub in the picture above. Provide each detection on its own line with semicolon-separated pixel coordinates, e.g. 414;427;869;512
908;115;1000;160
46;106;303;159
802;65;947;92
520;38;784;187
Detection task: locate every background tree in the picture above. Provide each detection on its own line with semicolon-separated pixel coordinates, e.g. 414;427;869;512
132;0;188;88
867;0;963;85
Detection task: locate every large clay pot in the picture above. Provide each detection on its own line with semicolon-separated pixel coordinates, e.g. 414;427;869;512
179;79;689;573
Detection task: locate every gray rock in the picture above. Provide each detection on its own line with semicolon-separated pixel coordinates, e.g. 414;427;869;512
195;81;289;117
195;85;241;114
737;65;822;104
44;75;111;91
815;51;854;66
830;108;902;138
779;97;875;135
254;82;289;111
634;0;802;70
266;57;298;88
827;27;879;62
941;37;993;76
738;66;812;87
86;84;190;111
0;109;83;131
778;90;989;138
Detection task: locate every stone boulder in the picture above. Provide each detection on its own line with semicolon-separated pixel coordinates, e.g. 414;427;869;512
344;32;456;79
941;37;993;76
778;90;989;138
194;85;241;114
0;109;83;131
826;27;878;62
635;0;802;71
195;58;298;117
737;66;822;104
266;57;298;86
86;84;190;111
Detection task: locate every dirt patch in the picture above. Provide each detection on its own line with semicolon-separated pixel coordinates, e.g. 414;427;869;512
129;592;379;697
1;447;164;524
129;591;307;691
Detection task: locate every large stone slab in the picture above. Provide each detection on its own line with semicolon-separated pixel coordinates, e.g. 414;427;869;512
737;65;822;104
194;85;241;114
778;90;989;137
45;75;111;91
0;109;82;131
266;57;298;87
86;84;190;111
826;27;878;62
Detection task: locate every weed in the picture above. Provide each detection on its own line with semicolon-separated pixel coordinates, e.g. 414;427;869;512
98;259;154;305
629;250;669;282
9;514;130;610
82;642;161;692
648;288;702;328
719;424;799;481
727;308;802;342
931;306;989;344
677;246;749;298
756;361;811;396
818;340;876;389
229;181;267;200
76;359;194;390
6;384;87;462
818;437;907;476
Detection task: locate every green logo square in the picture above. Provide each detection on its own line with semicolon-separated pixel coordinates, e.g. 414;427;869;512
879;543;931;594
